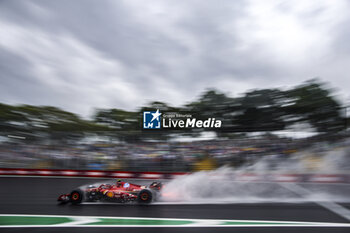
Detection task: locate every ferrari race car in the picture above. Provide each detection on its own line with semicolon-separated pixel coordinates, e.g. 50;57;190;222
57;180;163;204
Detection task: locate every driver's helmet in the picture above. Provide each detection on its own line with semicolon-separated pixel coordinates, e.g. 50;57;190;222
116;179;122;186
150;182;162;189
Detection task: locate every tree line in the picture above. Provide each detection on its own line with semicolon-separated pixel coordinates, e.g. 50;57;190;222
0;79;347;142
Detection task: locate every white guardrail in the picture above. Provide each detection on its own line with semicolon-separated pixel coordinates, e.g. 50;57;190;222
0;168;350;183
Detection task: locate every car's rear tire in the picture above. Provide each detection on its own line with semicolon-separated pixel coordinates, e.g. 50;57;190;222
137;189;153;204
70;190;84;204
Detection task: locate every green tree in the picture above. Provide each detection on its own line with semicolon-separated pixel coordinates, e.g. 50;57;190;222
284;79;346;133
232;89;286;132
0;104;109;142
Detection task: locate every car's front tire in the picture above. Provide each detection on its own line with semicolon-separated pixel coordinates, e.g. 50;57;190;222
70;189;84;204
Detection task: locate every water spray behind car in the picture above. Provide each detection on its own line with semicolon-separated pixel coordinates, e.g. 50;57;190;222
160;148;350;204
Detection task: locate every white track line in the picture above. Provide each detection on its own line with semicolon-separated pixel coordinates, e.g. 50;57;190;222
280;183;350;222
1;214;350;228
2;224;350;228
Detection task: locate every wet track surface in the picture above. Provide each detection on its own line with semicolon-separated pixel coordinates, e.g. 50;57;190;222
1;177;350;233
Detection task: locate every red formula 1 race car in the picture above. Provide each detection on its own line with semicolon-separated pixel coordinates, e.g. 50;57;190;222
57;179;163;205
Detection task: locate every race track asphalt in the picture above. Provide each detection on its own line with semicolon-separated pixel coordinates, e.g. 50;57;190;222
0;176;350;233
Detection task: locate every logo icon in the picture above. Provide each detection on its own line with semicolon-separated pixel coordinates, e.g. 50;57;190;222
143;109;162;129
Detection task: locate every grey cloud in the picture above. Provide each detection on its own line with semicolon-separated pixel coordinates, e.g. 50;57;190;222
0;0;349;117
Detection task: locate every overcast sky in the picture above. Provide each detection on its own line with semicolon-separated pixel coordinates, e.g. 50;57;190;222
1;0;350;118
